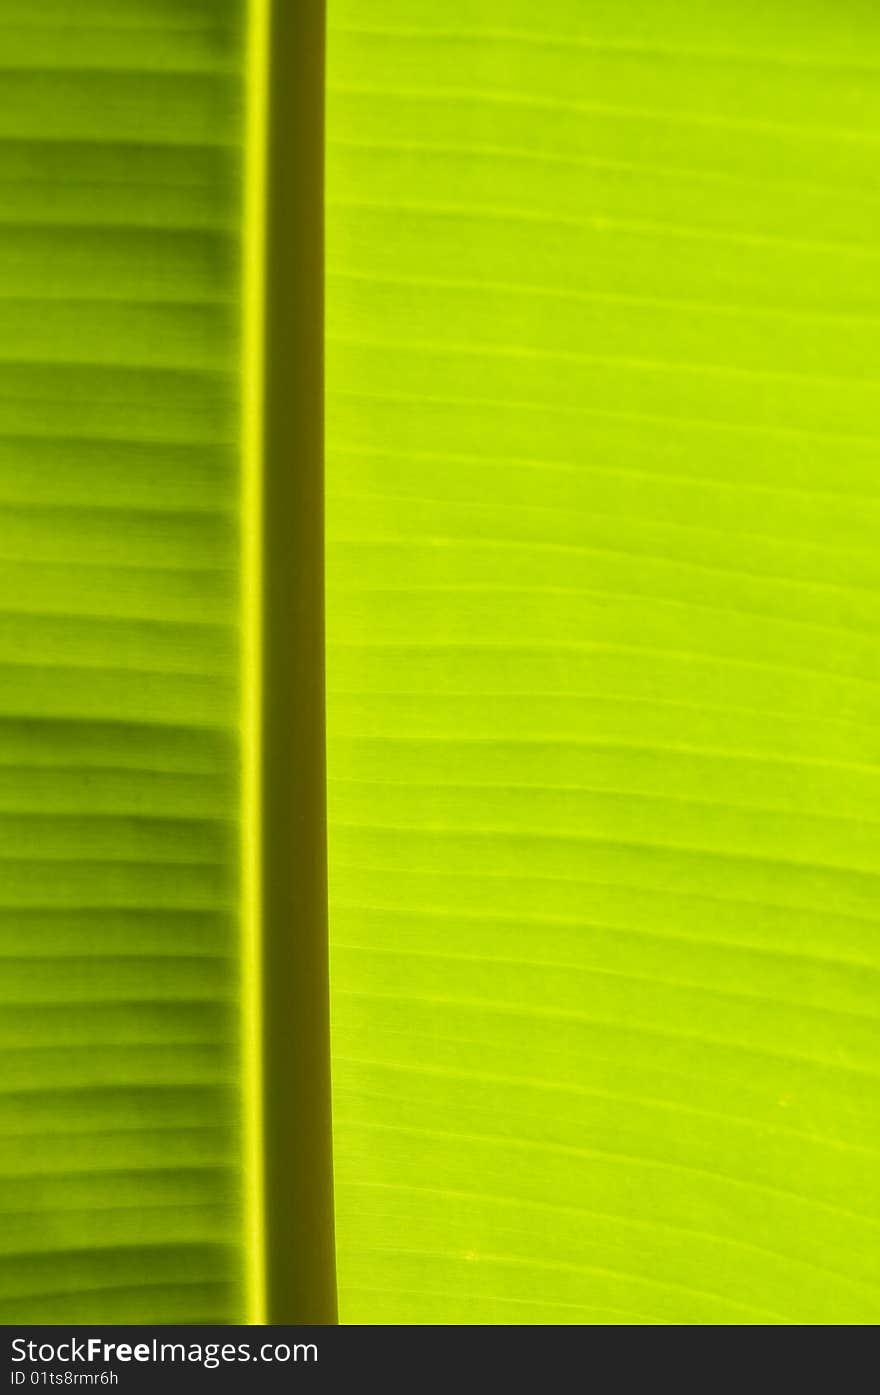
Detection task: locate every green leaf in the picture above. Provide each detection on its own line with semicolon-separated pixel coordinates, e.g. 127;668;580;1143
3;0;880;1329
0;0;249;1323
325;0;880;1323
0;0;338;1328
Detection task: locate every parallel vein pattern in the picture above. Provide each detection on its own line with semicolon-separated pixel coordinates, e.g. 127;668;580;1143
0;0;246;1322
326;0;880;1324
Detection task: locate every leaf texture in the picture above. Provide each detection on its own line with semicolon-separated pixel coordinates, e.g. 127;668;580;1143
0;0;247;1322
325;0;880;1323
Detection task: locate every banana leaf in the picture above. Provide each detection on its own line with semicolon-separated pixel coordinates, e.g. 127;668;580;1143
1;0;878;1328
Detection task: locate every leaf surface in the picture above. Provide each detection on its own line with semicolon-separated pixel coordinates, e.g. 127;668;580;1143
0;0;247;1323
326;0;880;1324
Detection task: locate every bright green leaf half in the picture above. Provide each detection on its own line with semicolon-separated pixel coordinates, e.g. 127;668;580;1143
326;0;880;1324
